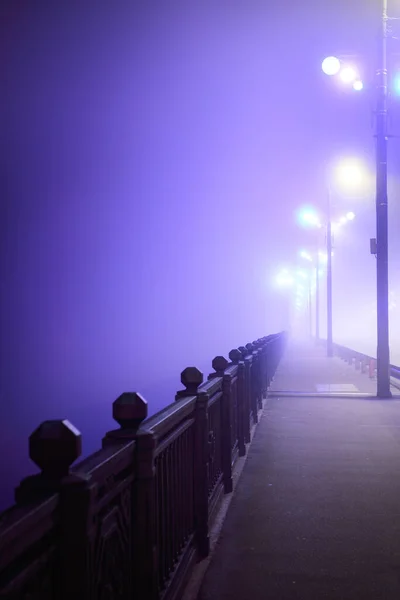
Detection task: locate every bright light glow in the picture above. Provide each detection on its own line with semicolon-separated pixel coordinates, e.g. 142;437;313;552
322;56;341;76
275;269;294;287
297;269;308;279
339;66;357;84
299;250;313;262
346;211;355;220
318;251;328;263
353;80;363;91
340;216;347;225
332;222;340;232
298;208;321;228
394;74;400;95
334;158;365;191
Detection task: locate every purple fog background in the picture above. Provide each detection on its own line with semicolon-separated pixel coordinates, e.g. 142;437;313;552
1;1;400;509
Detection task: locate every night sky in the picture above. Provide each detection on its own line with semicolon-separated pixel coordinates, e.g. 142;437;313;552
1;0;400;509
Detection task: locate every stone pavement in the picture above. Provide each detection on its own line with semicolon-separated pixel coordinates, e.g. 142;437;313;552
196;341;400;600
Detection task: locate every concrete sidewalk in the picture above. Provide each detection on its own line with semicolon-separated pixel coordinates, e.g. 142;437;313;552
270;340;388;395
196;343;400;600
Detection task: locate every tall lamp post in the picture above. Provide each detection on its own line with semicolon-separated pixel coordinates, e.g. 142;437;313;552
299;250;322;342
326;190;333;357
298;204;356;356
315;250;320;341
376;0;391;397
321;0;392;397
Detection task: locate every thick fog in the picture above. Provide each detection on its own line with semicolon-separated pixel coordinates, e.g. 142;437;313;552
1;0;399;509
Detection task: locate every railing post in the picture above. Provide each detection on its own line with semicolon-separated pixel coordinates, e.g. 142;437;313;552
13;420;84;600
102;393;155;599
195;387;210;558
229;349;246;457
133;428;158;599
239;346;252;441
211;356;233;494
252;342;264;410
178;367;209;559
256;339;268;400
15;419;82;506
246;343;259;423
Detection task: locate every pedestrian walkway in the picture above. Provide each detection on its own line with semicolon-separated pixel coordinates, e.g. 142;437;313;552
196;341;400;600
271;340;381;395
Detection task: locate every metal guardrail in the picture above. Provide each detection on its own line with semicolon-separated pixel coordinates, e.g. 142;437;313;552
332;342;400;381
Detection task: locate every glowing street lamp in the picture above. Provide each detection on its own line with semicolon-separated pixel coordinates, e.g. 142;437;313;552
334;158;367;192
298;208;321;228
299;250;313;262
275;270;294;287
322;56;341;76
339;66;357;84
322;2;392;396
322;55;364;91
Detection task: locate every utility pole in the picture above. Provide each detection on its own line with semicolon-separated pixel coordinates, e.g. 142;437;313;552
376;0;391;397
326;189;333;357
315;250;320;341
308;279;313;338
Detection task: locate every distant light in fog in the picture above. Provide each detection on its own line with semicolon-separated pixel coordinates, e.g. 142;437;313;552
334;158;365;190
298;208;321;228
353;80;363;91
346;211;356;221
297;269;308;279
322;56;341;76
318;251;328;263
299;250;313;262
340;66;357;84
275;269;294;287
394;74;400;95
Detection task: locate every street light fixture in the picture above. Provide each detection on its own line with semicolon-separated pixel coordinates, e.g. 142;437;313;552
339;66;358;84
321;0;392;398
322;56;341;76
321;55;364;91
297;195;357;353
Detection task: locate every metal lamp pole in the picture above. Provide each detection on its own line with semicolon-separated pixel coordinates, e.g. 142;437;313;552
376;0;391;397
315;250;320;341
326;189;333;357
308;276;313;338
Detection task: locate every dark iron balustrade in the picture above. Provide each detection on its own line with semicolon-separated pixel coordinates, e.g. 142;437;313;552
0;331;287;600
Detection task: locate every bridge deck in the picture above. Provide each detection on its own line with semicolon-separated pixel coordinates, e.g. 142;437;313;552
196;342;400;599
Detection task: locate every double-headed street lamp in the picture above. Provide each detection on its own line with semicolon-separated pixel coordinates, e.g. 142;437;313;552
321;0;392;397
297;198;357;356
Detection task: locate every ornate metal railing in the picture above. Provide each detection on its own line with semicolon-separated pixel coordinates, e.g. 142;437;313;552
0;331;287;599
